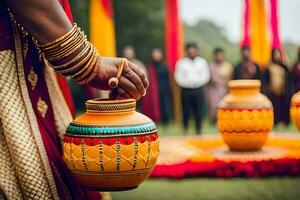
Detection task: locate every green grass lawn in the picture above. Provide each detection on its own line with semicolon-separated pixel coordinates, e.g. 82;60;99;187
111;178;300;200
111;120;300;200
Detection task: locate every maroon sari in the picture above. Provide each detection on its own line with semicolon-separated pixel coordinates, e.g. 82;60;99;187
0;1;101;199
141;65;161;122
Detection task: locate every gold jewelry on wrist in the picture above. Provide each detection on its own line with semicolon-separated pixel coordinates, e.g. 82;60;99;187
68;46;96;78
74;51;98;81
45;31;81;58
50;41;89;71
59;42;93;75
40;29;78;53
37;24;101;85
45;30;85;60
38;24;78;49
77;58;101;85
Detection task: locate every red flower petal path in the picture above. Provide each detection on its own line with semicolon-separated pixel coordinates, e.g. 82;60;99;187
151;134;300;178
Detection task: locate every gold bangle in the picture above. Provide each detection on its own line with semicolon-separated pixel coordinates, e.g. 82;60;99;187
50;42;88;71
49;41;88;65
73;48;97;79
56;42;92;74
77;57;100;85
42;27;84;55
64;45;96;77
59;44;94;75
38;23;102;84
74;51;98;81
45;32;86;61
51;41;89;71
41;28;78;53
45;29;84;58
38;24;78;49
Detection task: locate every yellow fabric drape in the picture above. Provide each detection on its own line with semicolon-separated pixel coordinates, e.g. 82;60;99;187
250;0;271;69
90;0;116;57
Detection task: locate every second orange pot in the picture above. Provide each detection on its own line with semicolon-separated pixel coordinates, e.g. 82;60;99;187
217;80;274;151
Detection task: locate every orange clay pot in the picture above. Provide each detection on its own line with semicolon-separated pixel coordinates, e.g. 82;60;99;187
217;80;274;151
63;99;159;191
291;91;300;131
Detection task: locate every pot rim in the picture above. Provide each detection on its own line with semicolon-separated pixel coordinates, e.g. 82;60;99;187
86;98;136;113
87;98;135;104
228;79;261;89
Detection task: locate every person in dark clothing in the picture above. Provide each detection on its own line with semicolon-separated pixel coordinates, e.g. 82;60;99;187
292;47;300;91
233;46;261;80
151;49;173;123
265;48;292;126
142;48;173;124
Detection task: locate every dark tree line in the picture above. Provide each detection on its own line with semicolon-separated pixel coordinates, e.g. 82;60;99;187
69;0;164;62
113;0;164;61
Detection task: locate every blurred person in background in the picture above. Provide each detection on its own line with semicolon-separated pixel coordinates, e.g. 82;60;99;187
123;45;147;111
142;48;173;124
265;48;292;126
123;45;147;74
205;47;233;124
233;45;261;80
292;47;300;91
175;43;210;134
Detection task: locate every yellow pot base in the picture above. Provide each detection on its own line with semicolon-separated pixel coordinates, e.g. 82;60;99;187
71;168;152;191
221;132;269;151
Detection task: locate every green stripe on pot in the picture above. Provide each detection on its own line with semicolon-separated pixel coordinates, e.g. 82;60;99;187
66;122;157;135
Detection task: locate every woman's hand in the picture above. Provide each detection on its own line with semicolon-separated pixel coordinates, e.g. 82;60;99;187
88;57;149;100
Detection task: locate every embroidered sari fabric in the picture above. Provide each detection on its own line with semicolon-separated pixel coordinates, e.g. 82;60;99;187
0;1;101;199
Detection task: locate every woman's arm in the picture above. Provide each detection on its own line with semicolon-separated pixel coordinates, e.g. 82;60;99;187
6;0;72;44
6;0;148;100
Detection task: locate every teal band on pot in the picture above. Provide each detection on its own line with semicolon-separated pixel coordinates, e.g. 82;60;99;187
66;122;157;136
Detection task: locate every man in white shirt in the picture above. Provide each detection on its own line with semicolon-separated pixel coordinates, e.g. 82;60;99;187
175;43;210;134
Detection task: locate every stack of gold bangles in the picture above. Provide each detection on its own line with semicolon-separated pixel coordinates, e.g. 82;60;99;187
37;24;100;85
8;9;126;89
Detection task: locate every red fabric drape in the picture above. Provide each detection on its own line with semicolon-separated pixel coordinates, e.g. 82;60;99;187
56;0;75;116
165;0;184;123
270;0;281;48
101;0;113;18
269;0;287;61
240;0;250;47
165;0;184;73
59;0;73;22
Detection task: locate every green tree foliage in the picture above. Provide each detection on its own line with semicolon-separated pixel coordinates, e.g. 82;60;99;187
69;0;90;35
184;20;240;64
113;0;164;62
284;42;298;67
